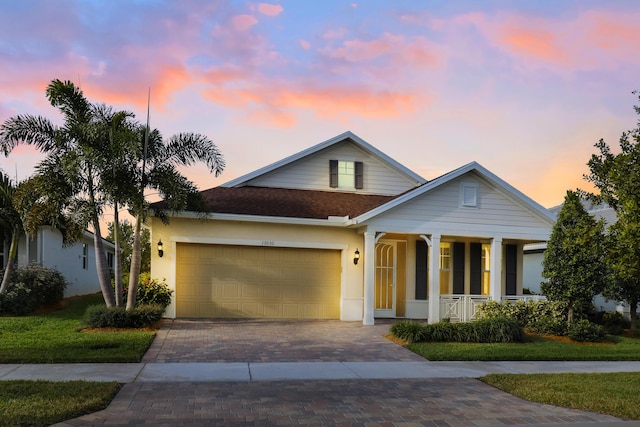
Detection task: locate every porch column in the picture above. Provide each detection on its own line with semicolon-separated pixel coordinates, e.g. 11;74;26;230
363;231;376;325
428;234;441;324
490;237;503;302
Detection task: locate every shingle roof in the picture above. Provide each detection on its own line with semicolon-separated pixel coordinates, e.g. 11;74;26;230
156;186;397;220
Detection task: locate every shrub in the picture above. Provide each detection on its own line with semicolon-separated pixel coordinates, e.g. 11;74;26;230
477;299;568;335
390;316;525;343
389;320;426;343
84;304;164;328
0;264;68;315
567;319;606;342
117;273;173;308
602;311;629;335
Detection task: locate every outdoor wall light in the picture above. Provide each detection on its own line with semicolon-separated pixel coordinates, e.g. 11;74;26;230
157;240;164;258
353;249;360;265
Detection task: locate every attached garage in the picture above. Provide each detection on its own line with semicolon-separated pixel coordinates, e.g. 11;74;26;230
176;243;341;319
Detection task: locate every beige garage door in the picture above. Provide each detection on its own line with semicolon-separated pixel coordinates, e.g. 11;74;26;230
176;243;341;319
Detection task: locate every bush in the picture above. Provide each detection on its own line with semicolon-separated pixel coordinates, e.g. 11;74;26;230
117;273;173;308
603;311;629;335
389;320;427;343
0;264;68;315
477;299;568;335
390;316;525;343
567;319;606;342
84;304;164;328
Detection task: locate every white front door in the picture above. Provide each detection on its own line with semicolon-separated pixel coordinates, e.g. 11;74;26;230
374;241;396;318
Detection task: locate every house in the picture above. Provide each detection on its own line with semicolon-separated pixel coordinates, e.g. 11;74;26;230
150;131;555;325
2;226;117;297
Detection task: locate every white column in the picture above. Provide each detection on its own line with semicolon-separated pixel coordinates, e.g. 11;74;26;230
428;234;441;324
362;231;376;325
490;237;503;302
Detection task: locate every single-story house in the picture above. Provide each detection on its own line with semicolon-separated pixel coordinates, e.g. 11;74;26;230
1;226;116;297
150;131;555;325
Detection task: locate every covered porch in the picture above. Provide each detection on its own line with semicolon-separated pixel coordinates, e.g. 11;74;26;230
360;232;547;325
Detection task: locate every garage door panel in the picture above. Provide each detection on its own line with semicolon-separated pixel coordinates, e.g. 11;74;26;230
176;244;340;319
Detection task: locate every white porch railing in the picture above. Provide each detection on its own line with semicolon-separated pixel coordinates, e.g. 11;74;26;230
439;294;547;322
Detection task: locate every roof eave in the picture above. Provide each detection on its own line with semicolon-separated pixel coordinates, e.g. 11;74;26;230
156;210;351;227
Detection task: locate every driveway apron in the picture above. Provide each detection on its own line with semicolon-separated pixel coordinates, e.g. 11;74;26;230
58;319;622;426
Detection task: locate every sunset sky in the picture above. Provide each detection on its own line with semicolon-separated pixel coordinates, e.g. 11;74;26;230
1;0;639;211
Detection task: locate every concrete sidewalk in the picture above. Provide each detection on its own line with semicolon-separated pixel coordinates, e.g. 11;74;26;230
3;360;640;383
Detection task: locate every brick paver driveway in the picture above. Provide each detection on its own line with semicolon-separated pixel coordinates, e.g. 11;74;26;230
59;319;621;426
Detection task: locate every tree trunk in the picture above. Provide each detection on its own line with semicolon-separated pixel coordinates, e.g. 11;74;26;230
630;299;639;330
567;306;574;324
113;203;123;307
0;228;19;294
93;216;116;307
126;213;142;311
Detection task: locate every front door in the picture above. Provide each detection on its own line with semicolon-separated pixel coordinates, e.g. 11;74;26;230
374;241;396;318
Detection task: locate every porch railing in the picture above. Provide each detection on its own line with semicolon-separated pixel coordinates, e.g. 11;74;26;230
439;294;547;322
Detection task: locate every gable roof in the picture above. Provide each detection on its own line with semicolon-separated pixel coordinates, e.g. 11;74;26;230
194;186;396;219
349;161;556;225
221;131;426;188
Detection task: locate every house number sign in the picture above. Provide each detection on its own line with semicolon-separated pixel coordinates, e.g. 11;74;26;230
261;240;276;246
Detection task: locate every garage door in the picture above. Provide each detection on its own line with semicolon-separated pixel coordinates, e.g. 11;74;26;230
176;243;341;319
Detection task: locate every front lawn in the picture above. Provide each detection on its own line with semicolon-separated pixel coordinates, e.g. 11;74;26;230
0;380;120;427
407;334;640;361
0;294;156;363
481;372;640;420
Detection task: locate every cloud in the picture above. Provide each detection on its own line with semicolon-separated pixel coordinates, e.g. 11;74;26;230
256;3;283;17
231;14;259;31
299;39;311;50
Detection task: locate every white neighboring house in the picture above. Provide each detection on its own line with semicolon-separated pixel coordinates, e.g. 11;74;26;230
2;225;116;297
523;202;630;315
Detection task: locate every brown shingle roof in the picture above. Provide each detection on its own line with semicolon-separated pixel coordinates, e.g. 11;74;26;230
164;186;397;220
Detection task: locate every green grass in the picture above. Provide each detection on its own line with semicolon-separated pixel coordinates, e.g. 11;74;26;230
0;380;120;427
0;294;156;363
407;334;640;361
481;372;640;419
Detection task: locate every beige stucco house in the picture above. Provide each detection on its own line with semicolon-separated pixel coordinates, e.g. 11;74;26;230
150;131;554;325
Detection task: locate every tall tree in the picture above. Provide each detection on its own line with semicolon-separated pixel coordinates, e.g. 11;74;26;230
0;173;21;293
125;126;225;310
0;79;116;306
542;190;607;323
583;91;640;328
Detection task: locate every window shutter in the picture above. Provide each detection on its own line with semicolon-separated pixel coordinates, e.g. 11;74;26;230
470;243;481;294
415;240;428;300
505;244;517;295
355;161;364;189
329;160;338;188
453;242;465;294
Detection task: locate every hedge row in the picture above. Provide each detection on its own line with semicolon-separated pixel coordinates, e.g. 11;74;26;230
390;316;525;344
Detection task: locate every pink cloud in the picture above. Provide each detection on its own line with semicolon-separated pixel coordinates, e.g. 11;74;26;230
500;27;566;63
256;3;283;17
299;39;311;50
231;14;259;31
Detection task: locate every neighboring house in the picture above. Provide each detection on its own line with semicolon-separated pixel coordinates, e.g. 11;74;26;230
150;131;555;325
523;202;628;314
1;226;116;297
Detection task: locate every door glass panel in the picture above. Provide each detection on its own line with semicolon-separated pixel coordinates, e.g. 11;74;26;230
375;243;394;310
439;242;451;294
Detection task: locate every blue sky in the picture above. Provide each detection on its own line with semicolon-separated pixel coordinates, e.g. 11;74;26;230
1;0;639;208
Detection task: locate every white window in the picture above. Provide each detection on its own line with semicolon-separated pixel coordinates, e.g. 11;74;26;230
338;160;355;188
460;182;479;208
439;242;451;294
481;243;491;295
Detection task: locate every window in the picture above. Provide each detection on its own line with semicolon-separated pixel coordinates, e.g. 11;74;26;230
460;182;479;207
439;242;451;294
82;244;88;270
329;160;363;189
107;252;114;269
481;243;491;295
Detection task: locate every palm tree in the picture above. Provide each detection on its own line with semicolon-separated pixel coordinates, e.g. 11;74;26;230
0;173;21;294
125;126;225;310
0;79;117;306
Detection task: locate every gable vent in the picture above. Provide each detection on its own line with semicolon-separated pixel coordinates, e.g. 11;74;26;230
461;183;478;207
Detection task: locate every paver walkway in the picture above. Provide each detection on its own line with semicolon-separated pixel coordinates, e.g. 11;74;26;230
51;319;631;426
